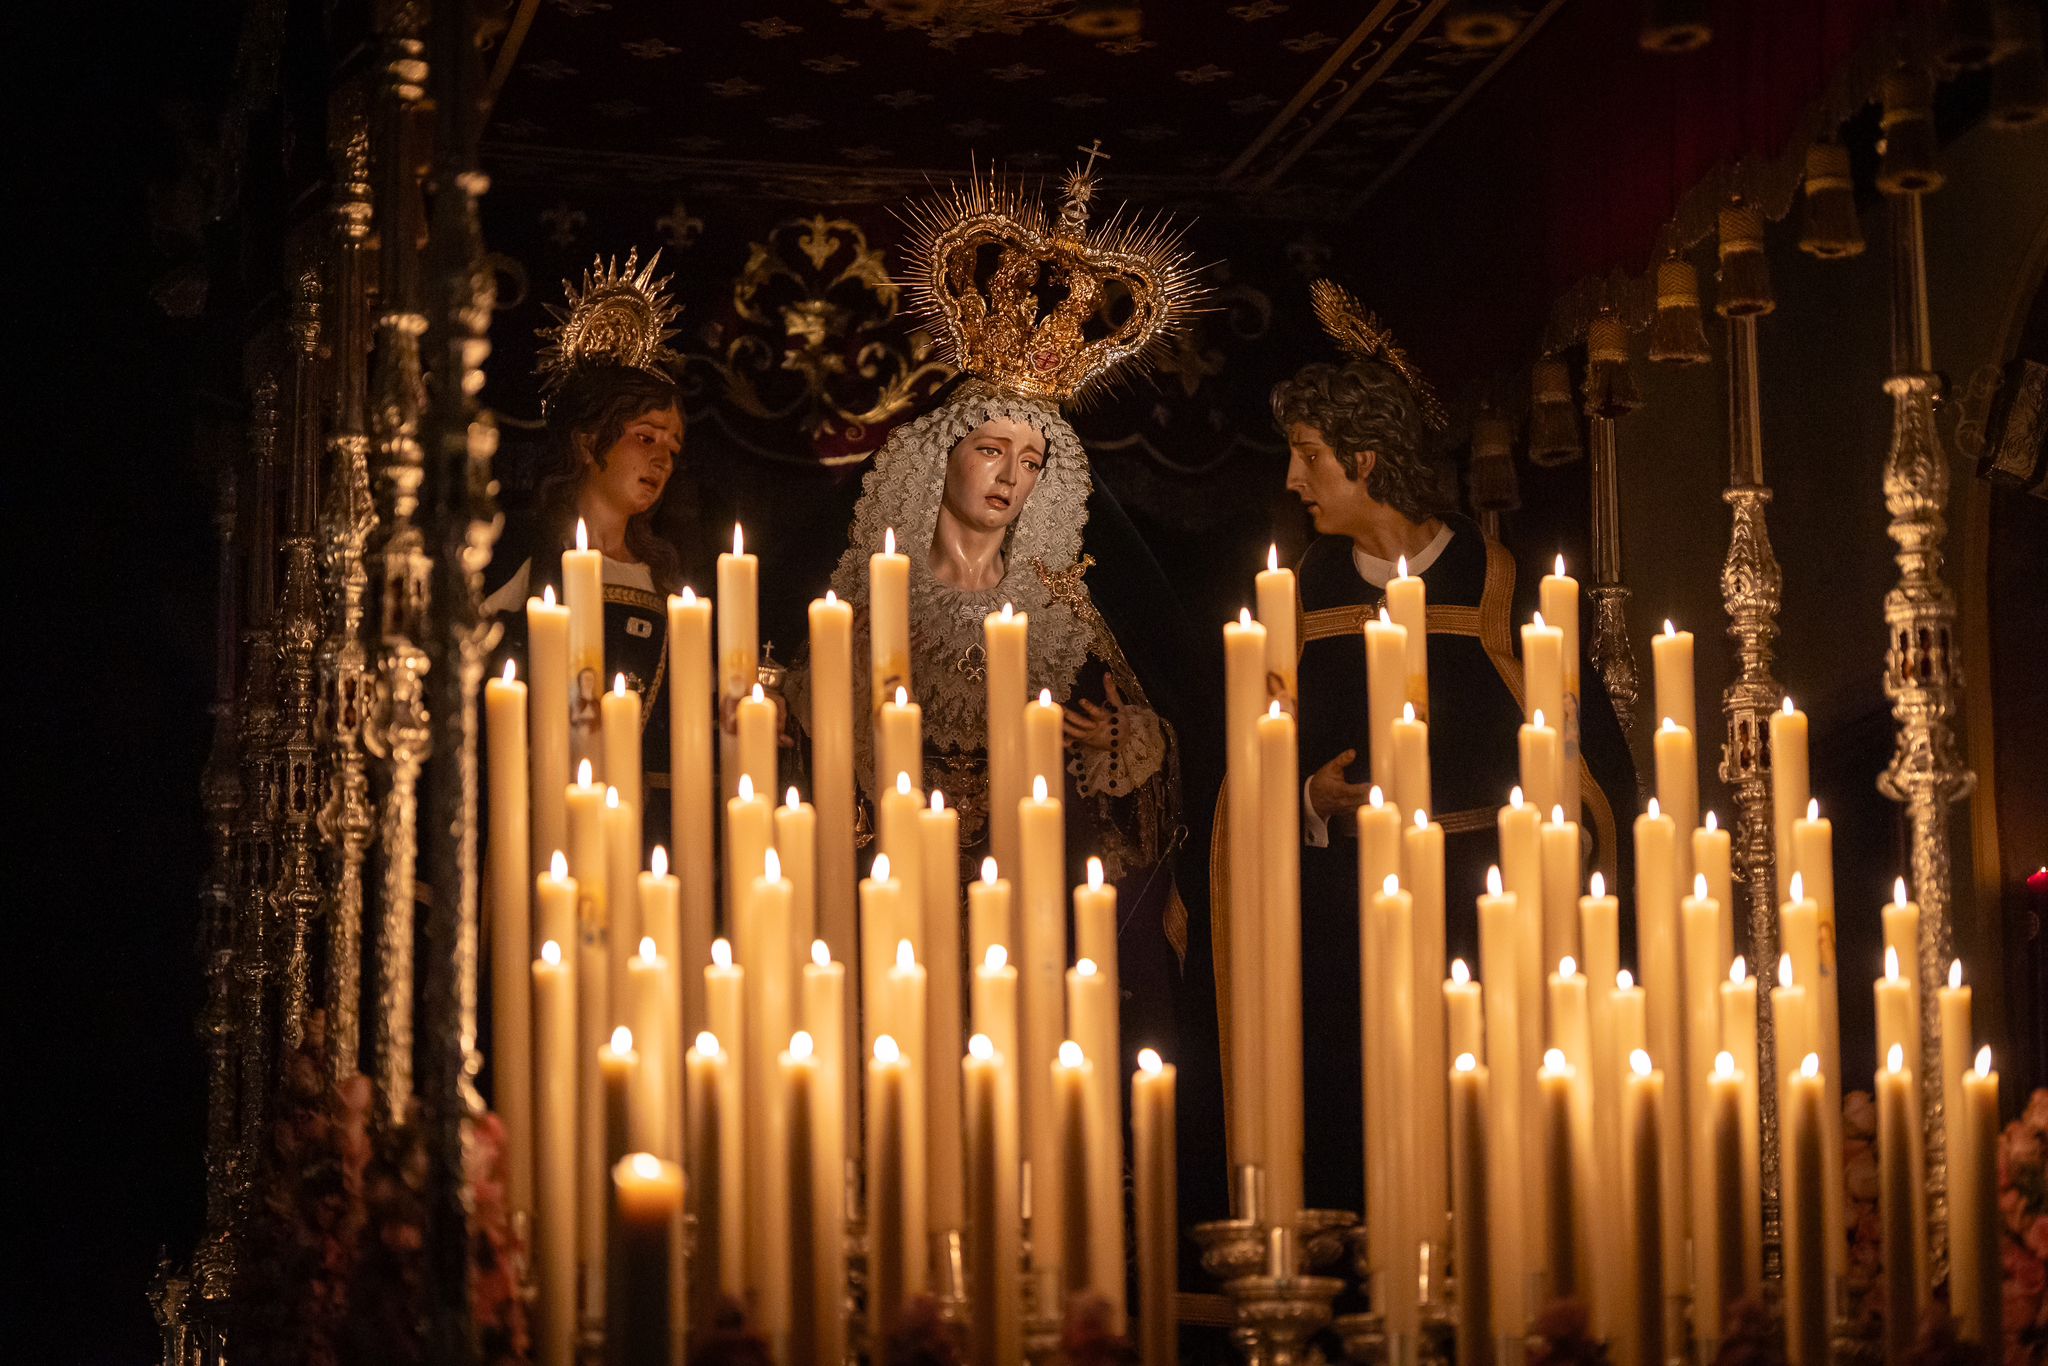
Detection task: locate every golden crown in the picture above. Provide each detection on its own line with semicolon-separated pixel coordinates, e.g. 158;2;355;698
535;248;683;391
1310;278;1448;432
900;145;1203;405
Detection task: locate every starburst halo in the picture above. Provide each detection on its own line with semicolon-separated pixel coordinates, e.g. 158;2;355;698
1309;277;1449;432
534;247;683;392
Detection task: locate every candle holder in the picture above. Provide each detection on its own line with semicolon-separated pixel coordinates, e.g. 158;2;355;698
1332;1309;1387;1365
928;1228;969;1327
1228;1269;1344;1366
1192;1216;1269;1286
1294;1209;1360;1274
1020;1263;1063;1366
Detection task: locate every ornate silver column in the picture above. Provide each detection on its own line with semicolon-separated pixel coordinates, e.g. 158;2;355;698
365;0;432;1128
319;84;378;1084
1876;129;1974;1284
274;251;326;1055
1713;200;1788;1276
1584;313;1643;742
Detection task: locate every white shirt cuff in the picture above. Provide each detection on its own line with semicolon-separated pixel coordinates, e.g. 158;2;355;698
1303;775;1330;848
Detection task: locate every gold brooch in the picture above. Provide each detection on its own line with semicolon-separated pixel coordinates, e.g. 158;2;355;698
1310;277;1448;432
900;143;1204;405
535;247;684;392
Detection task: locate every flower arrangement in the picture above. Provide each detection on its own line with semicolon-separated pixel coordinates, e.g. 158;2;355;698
1996;1089;2048;1366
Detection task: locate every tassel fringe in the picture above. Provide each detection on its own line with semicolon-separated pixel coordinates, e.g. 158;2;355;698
1648;257;1711;364
1528;358;1583;466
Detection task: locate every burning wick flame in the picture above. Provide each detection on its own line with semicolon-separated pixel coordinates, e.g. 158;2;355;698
650;846;668;878
980;857;998;886
1451;959;1470;986
811;940;830;968
1138;1048;1164;1075
984;945;1008;971
790;1031;813;1061
1058;1041;1084;1069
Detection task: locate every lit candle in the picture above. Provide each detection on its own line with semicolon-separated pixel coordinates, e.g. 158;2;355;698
1539;1049;1583;1301
724;773;772;943
1067;959;1122;1317
1025;687;1063;798
808;590;856;978
564;519;604;771
1769;696;1809;902
985;602;1028;879
1938;955;1972;1265
1621;1050;1667;1366
869;528;911;746
877;770;925;963
703;944;746;1296
1500;789;1545;1283
1876;1044;1918;1365
1392;701;1432;822
886;940;930;1296
742;852;796;1343
1358;786;1400;908
1450;1055;1493;1366
1132;1049;1178;1366
717;524;758;801
668;587;714;1042
921;791;964;1240
1389;552;1430;718
1706;1053;1746;1352
602;671;644;819
1054;1040;1095;1297
966;858;1011;977
1475;866;1527;1340
1444;958;1483;1061
1547;960;1593;1288
1632;797;1685;1299
777;788;818;949
1222;608;1267;1171
486;661;534;1218
1792;800;1844;1292
1952;1047;2002;1348
1783;1054;1827;1366
1772;956;1810;1150
736;682;777;798
1406;809;1449;1243
1257;701;1305;1225
800;943;848;1366
859;854;905;1071
1255;544;1297;710
1364;608;1407;793
639;850;683;1155
1652;718;1697;891
878;686;924;804
536;850;579;983
604;786;641;1024
625;937;673;1155
867;1035;910;1345
1680;873;1723;1333
1578;872;1622;1338
1377;875;1421;1332
1695;811;1734;966
1517;708;1562;826
1872;949;1929;1307
597;1025;639;1323
1719;957;1762;1294
566;761;611;1295
1650;619;1695;737
609;1152;681;1366
1019;774;1067;1258
1540;803;1581;977
529;587;571;872
532;940;576;1366
1540;557;1580;822
685;1031;739;1314
1521;611;1565;769
965;1034;1020;1366
972;945;1021;1242
783;1032;826;1366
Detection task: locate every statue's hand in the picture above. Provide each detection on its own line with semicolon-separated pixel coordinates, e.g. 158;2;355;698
1062;675;1125;752
1306;748;1371;824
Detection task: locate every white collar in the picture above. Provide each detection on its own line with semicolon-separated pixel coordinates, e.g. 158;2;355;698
1352;522;1453;589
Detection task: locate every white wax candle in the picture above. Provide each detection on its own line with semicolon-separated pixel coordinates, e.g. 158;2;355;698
1622;1052;1667;1366
1364;610;1407;793
1938;955;1972;1282
866;1035;910;1346
1953;1049;2002;1348
603;788;641;1023
1521;612;1565;741
1405;811;1448;1242
742;857;796;1343
1769;697;1809;902
564;520;604;770
876;772;925;964
1392;702;1432;822
723;774;772;944
966;1035;1021;1365
1256;544;1298;710
486;663;535;1218
1877;1046;1918;1364
1257;704;1305;1225
1695;813;1735;966
1540;806;1581;977
602;672;644;820
1025;687;1064;798
1580;875;1624;1338
667;588;714;1044
624;939;673;1155
1450;1055;1493;1366
609;1152;681;1366
1054;1041;1096;1298
1222;610;1267;1170
1476;868;1527;1340
702;951;746;1298
800;945;848;1366
1539;1050;1582;1302
1706;1054;1747;1352
921;792;964;1238
783;1033;826;1366
1389;554;1430;718
1650;620;1695;737
1783;1055;1827;1366
1719;958;1763;1295
1632;799;1686;1298
1368;875;1418;1333
878;687;924;802
885;942;929;1297
1652;719;1697;891
808;592;856;979
1444;959;1483;1061
685;1031;741;1312
1518;712;1563;825
1067;960;1123;1319
1680;877;1724;1343
529;589;572;874
966;860;1011;977
1540;558;1580;823
736;682;777;798
717;525;758;802
984;603;1028;882
1131;1051;1177;1366
532;941;576;1366
1500;791;1546;1283
776;790;818;949
1019;776;1067;1260
869;528;911;729
858;857;905;1082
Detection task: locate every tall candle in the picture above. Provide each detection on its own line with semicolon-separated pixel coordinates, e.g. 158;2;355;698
717;524;758;802
1952;1048;2002;1347
1632;798;1686;1299
1772;958;1811;1156
783;1033;826;1366
776;789;818;949
685;1031;739;1313
1719;958;1762;1293
625;938;674;1155
1369;875;1418;1333
1540;557;1580;822
1392;702;1432;822
808;591;856;976
967;860;1011;977
742;855;796;1343
597;1026;639;1323
609;1153;681;1366
1547;961;1593;1293
1133;1050;1177;1366
1652;719;1697;891
1769;697;1809;902
1476;867;1527;1340
1358;787;1401;910
866;1035;910;1347
1540;805;1581;976
1621;1051;1667;1366
878;687;924;803
602;672;644;819
1783;1054;1827;1366
1222;610;1267;1170
486;661;535;1217
668;587;714;1042
1792;800;1844;1293
801;943;848;1366
604;788;641;1022
869;528;911;737
1579;873;1622;1338
1389;553;1430;717
1706;1053;1747;1352
1518;710;1563;824
702;945;746;1296
886;940;930;1296
640;849;683;1151
724;774;772;943
1054;1040;1095;1296
1364;609;1407;793
532;941;576;1366
1938;955;1972;1266
1450;1055;1493;1366
1406;810;1449;1242
1695;813;1734;965
1681;874;1724;1334
1521;612;1565;750
1257;702;1305;1224
859;855;905;1074
1877;1045;1918;1365
875;775;926;972
1019;775;1067;1259
736;682;777;797
1650;620;1695;737
965;1034;1020;1366
1025;688;1064;797
529;588;571;874
564;519;604;771
985;603;1028;882
566;762;611;1294
1256;544;1298;710
1444;959;1483;1060
1068;960;1123;1317
921;791;964;1238
1539;1050;1583;1301
1500;790;1545;1282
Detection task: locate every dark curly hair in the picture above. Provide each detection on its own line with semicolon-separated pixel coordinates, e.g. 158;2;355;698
532;362;687;592
1270;359;1461;523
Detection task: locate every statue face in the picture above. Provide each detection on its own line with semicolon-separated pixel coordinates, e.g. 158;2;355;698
583;402;683;519
940;418;1046;534
1284;421;1376;538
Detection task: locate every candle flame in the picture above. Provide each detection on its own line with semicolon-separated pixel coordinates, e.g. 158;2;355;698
1646;796;1660;818
738;773;755;802
1590;871;1605;899
895;938;915;970
1138;1047;1163;1075
612;1025;633;1053
606;786;621;809
1731;956;1748;985
1486;865;1503;897
1033;774;1049;802
1087;856;1103;890
1617;968;1634;990
614;672;627;697
1893;876;1909;907
1038;687;1053;707
1238;606;1252;627
811;939;830;968
1779;954;1795;986
1378;606;1391;624
502;658;516;684
823;588;835;605
1716;1051;1735;1078
1551;804;1565;825
712;938;732;969
1455;1053;1477;1072
871;853;891;881
751;682;764;703
578;758;593;787
930;789;945;813
980;857;998;886
1383;873;1400;897
631;1152;662;1179
680;585;696;605
1630;1049;1652;1077
733;523;745;556
650;845;668;878
895;770;912;796
1554;553;1566;577
638;936;657;962
785;786;801;810
1533;610;1547;628
1800;1053;1820;1078
541;940;562;966
1694;872;1708;901
1789;871;1804;902
764;847;781;882
791;1030;814;1061
1949;959;1962;989
894;686;908;708
1001;600;1013;619
1451;959;1470;986
696;1031;720;1058
1510;786;1524;809
1887;1044;1904;1074
543;584;557;607
1663;618;1676;637
1783;695;1795;714
875;1035;900;1064
551;850;568;880
1414;808;1429;830
1661;716;1676;732
1267;543;1279;573
985;944;1008;971
1543;1048;1568;1073
1886;946;1900;981
1058;1040;1084;1068
1369;785;1384;809
1805;797;1819;821
576;518;589;552
1975;1046;1992;1076
882;526;895;555
1705;810;1719;832
1560;956;1577;979
970;1033;995;1061
1077;957;1098;977
1403;701;1416;723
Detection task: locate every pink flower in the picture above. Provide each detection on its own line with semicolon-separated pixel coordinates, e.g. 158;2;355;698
2021;1086;2048;1134
2004;1187;2031;1236
2028;1214;2048;1262
1842;1089;1876;1138
2005;1239;2045;1297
